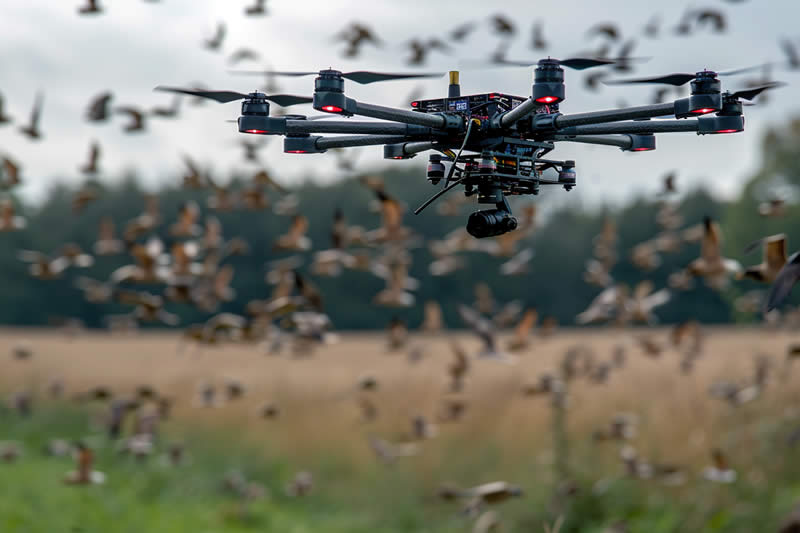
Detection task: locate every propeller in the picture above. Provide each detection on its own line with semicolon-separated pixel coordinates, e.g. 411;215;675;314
604;64;769;86
225;115;336;123
154;86;312;107
496;57;641;70
729;82;786;101
229;69;445;85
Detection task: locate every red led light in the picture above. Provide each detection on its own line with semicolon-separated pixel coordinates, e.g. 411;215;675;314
286;150;307;154
631;147;653;152
392;156;404;159
321;105;343;113
410;101;418;107
535;96;558;104
489;93;498;99
716;129;739;134
691;108;715;114
244;129;267;134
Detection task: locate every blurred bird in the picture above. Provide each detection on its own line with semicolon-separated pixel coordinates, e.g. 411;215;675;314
758;197;785;217
86;92;113;122
79;141;101;175
489;14;515;37
77;0;103;15
586;23;620;41
765;251;800;312
204;22;226;51
0;91;12;124
450;21;476;41
780;38;800;70
334;22;382;57
421;300;444;333
686;217;741;289
507;308;537;352
18;92;43;139
228;47;260;65
406;38;451;65
530;20;547;50
286;471;313;497
627;281;670;324
440;481;523;515
151;95;181;118
643;14;660;38
368;435;418;464
0;198;26;231
274;214;311;251
459;304;507;359
740;234;788;283
386;317;408;350
115;106;145;133
244;0;268;15
170;201;202;237
500;248;534;276
702;449;737;483
93;216;124;255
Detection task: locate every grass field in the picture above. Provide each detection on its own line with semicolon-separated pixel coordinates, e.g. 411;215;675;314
2;327;800;532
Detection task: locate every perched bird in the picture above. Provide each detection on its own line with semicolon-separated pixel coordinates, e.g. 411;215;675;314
86;92;113;122
64;442;106;485
702;449;737;483
204;22;226;51
18;92;43;139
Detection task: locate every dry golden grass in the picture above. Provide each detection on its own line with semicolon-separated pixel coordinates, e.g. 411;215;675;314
1;326;798;482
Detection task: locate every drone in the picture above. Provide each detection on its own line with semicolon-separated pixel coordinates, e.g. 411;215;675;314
156;58;781;238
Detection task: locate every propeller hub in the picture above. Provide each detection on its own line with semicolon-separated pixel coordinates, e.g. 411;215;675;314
315;70;345;93
690;71;721;95
241;93;270;116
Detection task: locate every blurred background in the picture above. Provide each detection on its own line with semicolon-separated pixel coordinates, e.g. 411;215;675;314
2;1;800;532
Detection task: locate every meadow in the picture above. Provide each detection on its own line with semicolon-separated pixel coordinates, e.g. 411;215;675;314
2;326;800;532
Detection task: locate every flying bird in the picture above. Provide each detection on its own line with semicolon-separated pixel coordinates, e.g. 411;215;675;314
0;92;12;124
18;92;43;139
765;251;800;312
244;0;268;16
740;234;788;283
115;106;145;132
86;92;112;121
334;22;382;58
204;22;226;51
77;0;103;15
79;141;101;175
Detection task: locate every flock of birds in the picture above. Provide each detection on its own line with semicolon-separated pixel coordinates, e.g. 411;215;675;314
2;2;800;532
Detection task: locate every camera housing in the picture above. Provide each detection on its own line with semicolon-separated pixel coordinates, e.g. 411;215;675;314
466;208;518;238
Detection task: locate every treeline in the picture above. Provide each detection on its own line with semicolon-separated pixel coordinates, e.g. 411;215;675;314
1;119;799;330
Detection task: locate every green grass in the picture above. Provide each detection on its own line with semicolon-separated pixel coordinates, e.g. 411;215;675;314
2;407;800;532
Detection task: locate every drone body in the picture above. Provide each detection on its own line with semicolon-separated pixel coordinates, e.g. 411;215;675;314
157;58;777;238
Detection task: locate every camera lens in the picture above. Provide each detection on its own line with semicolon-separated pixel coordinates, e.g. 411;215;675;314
466;209;518;238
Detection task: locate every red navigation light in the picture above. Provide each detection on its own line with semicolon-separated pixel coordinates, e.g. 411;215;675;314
716;129;739;134
392;156;404;159
244;129;267;134
690;107;715;115
286;150;307;154
489;93;498;99
535;96;558;104
321;105;343;113
410;101;418;107
631;147;653;152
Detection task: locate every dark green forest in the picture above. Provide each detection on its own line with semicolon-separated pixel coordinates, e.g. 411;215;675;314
1;118;799;330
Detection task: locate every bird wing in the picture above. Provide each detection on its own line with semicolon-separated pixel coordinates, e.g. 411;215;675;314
765;253;800;311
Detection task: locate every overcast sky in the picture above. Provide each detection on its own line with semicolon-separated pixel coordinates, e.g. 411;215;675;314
1;0;799;204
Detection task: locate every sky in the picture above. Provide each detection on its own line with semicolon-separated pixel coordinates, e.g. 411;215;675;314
1;0;799;204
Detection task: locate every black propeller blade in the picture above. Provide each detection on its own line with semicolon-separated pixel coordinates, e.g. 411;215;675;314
730;82;785;101
230;70;444;85
496;57;638;70
154;86;313;107
605;64;769;87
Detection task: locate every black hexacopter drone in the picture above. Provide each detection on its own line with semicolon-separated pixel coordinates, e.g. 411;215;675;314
156;58;781;238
